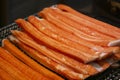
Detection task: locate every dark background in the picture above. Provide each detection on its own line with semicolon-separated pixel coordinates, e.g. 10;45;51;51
0;0;61;27
0;0;119;27
0;0;94;27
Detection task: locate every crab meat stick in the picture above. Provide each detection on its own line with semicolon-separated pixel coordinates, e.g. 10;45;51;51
9;36;89;80
28;16;99;58
49;49;98;75
0;68;15;80
33;16;118;60
11;30;98;75
49;7;115;40
15;37;117;79
2;39;63;80
89;61;110;73
0;47;49;80
33;17;98;49
39;8;120;57
39;9;111;46
0;55;29;80
10;34;98;75
32;17;101;49
90;53;120;73
111;49;120;61
21;45;90;80
12;30;118;75
60;12;120;39
15;19;96;63
57;4;120;38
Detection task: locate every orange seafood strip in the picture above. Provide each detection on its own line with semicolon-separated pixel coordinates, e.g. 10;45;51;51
57;4;120;39
17;39;119;80
32;17;98;48
96;60;110;71
3;39;63;80
49;7;115;40
89;60;110;73
12;31;98;75
11;30;119;76
9;36;89;80
11;30;98;75
0;47;49;80
28;16;99;59
39;8;120;59
114;53;120;60
89;53;120;72
48;49;98;75
15;19;96;63
39;8;111;46
31;16;118;60
0;54;29;80
0;67;15;80
111;49;120;61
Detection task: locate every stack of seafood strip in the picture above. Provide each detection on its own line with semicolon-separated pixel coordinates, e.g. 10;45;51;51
1;4;120;80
